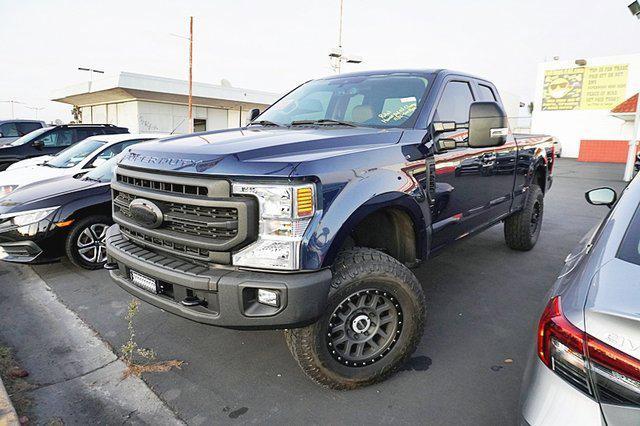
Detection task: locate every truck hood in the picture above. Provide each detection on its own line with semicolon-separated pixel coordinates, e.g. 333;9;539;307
118;127;404;177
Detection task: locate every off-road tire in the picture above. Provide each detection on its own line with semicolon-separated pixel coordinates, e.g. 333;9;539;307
504;184;544;251
285;247;426;390
65;216;111;270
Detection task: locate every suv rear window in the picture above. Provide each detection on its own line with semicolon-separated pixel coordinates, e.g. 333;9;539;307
617;204;640;265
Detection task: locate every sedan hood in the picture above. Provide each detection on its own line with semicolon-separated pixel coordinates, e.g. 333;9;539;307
6;155;53;170
118;127;404;177
0;175;100;215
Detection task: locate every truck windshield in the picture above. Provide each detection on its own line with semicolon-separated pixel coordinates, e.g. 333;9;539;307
44;139;105;168
256;74;431;128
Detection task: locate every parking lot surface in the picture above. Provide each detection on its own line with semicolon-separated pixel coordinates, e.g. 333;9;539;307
18;159;627;424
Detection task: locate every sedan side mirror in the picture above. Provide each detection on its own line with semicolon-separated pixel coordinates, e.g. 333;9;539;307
249;108;261;121
585;187;617;208
0;132;4;138
468;101;508;148
32;140;44;149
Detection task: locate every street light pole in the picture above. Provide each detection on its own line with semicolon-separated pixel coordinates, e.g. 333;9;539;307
0;100;24;119
78;67;105;92
188;16;194;133
329;0;362;73
623;94;640;182
24;106;44;119
337;0;344;74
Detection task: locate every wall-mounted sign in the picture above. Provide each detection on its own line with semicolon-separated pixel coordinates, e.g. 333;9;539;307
541;64;628;111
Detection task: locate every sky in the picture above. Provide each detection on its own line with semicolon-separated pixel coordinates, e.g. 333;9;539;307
1;0;639;123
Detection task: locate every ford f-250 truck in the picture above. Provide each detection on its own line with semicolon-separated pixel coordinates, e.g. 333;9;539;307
105;69;554;389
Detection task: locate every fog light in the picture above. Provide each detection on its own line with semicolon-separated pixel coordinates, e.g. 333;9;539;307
257;289;280;307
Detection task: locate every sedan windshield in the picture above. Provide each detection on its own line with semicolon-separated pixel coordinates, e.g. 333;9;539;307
9;127;52;146
256;74;431;128
45;139;105;168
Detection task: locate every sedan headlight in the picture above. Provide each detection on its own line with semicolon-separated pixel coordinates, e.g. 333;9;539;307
0;185;18;198
232;183;315;270
0;207;59;227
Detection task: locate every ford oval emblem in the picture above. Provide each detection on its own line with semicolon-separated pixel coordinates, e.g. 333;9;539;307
129;198;164;229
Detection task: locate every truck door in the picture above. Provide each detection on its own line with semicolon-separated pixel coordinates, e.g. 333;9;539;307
430;79;516;251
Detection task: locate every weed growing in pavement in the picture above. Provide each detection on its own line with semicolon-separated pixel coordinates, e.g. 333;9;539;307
121;299;183;379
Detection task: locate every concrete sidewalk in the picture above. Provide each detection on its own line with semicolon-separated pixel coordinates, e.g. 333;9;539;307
0;263;183;425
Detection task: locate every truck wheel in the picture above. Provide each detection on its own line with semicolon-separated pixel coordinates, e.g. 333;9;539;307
65;216;111;270
285;247;426;390
504;184;543;251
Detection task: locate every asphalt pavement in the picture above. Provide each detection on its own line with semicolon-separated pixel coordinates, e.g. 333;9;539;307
4;159;628;425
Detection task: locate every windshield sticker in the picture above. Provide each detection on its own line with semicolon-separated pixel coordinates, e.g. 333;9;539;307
378;103;417;123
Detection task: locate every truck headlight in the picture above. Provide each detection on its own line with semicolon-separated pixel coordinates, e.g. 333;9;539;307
0;206;59;227
232;183;315;270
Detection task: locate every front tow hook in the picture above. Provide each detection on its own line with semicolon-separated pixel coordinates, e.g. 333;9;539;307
181;296;205;307
104;262;119;270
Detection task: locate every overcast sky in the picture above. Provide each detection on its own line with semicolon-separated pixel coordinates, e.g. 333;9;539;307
1;0;639;123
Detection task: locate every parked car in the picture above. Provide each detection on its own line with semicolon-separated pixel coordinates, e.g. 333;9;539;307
0;119;46;145
104;69;555;389
520;183;640;425
0;133;166;198
0;143;152;270
0;124;128;171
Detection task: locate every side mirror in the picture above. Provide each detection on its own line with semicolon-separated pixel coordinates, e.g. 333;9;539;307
585;187;617;208
249;108;261;121
468;101;508;148
0;132;4;138
32;140;44;149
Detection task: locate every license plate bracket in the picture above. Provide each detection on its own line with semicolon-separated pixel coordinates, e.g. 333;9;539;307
129;270;158;294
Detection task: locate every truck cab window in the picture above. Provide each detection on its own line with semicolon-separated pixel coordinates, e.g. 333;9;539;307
478;84;497;101
435;81;475;124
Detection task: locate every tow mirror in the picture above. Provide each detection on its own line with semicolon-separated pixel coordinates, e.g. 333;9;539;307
437;139;457;151
585;187;617;208
249;108;261;121
468;101;508;148
433;122;457;132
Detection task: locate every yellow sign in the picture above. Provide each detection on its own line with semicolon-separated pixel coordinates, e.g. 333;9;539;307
541;64;628;111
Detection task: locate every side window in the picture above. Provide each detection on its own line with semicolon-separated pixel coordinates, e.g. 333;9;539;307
478;84;497;102
16;122;43;135
75;128;104;141
435;81;475;124
0;123;19;137
37;129;75;147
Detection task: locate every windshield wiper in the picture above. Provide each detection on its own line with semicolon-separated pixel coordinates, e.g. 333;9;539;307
290;119;357;127
248;120;282;127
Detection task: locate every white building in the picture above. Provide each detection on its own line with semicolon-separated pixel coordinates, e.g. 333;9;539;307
531;53;640;161
51;72;281;134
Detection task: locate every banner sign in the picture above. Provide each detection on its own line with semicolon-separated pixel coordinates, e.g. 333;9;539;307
541;64;628;111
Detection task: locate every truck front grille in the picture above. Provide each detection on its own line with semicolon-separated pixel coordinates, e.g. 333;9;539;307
112;166;257;264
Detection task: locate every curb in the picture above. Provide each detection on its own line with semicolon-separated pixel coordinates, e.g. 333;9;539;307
0;377;19;426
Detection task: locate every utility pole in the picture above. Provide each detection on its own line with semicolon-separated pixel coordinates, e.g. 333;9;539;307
188;16;194;133
328;0;362;73
0;100;24;119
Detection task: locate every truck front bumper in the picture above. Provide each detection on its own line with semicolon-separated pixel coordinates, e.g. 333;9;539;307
106;225;332;329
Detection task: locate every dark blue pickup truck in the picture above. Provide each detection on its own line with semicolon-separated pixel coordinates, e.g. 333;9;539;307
105;69;554;389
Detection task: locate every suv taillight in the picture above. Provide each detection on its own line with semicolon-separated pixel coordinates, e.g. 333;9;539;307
538;296;640;406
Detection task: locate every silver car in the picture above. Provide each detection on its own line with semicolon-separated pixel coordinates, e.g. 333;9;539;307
520;179;640;425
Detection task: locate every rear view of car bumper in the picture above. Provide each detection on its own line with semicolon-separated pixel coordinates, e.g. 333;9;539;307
520;356;605;426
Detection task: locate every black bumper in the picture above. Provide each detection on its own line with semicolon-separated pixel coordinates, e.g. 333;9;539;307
0;221;66;264
106;225;332;329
